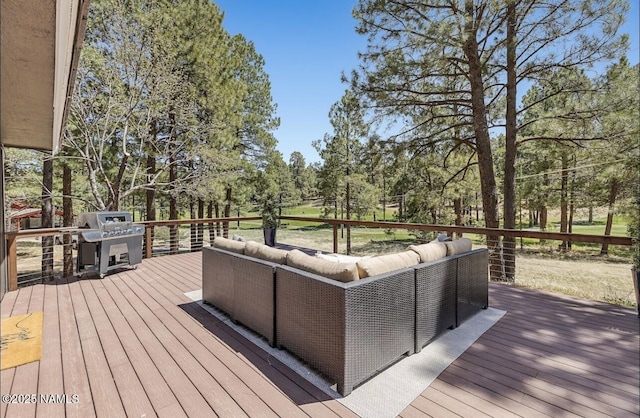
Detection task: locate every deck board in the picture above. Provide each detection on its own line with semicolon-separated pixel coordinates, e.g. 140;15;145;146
443;283;639;418
136;258;351;418
123;269;294;417
90;278;181;414
4;285;42;418
1;289;17;318
1;251;637;418
68;278;127;418
104;274;247;417
97;275;216;417
58;280;96;418
34;283;63;418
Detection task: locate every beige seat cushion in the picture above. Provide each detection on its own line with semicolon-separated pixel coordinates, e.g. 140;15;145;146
244;240;288;264
212;236;245;254
407;242;447;263
287;249;359;283
444;238;473;256
356;251;420;278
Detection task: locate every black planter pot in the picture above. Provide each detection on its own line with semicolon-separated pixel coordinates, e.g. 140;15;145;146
632;268;639;318
263;228;276;247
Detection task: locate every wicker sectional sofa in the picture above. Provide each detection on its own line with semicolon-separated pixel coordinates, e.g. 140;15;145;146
202;237;488;396
202;246;279;346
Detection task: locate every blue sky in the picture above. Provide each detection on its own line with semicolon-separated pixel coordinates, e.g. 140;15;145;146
215;0;639;164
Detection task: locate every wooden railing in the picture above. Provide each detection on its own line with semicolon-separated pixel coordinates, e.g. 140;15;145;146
5;226;78;292
139;217;261;259
279;216;634;252
4;216;634;292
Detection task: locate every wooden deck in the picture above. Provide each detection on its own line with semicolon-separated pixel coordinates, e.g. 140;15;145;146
1;252;638;418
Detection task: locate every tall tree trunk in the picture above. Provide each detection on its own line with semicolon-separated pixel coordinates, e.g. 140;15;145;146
214;203;221;236
197;198;204;249
169;122;179;254
224;187;232;238
146;119;157;224
568;168;576;250
539;172;549;244
207;201;215;243
190;198;197;252
559;154;569;251
601;178;619;255
502;0;517;282
454;198;463;225
168;109;178;254
346;152;351;255
108;154;129;211
464;2;502;280
540;206;548;231
454;197;463;238
63;163;73;278
42;157;54;281
146;152;156;249
382;175;386;221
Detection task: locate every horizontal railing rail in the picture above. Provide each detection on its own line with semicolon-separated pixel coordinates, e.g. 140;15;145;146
279;216;634;252
4;216;634;292
139;217;262;259
139;216;262;227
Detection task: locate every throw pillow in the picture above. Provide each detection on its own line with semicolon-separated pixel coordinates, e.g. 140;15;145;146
430;233;452;243
444;237;473;256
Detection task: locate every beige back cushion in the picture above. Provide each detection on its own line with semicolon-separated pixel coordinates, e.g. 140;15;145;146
356;250;420;279
316;253;371;263
287;249;359;283
444;238;473;256
212;236;245;254
245;240;288;264
315;252;340;262
407;242;447;263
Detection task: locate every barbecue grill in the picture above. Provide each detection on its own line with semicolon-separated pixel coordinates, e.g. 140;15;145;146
76;211;145;277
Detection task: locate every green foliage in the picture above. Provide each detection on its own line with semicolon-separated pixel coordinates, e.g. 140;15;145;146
288;151;317;200
314;90;372;220
254;150;297;229
61;0;279;217
4;149;44;207
625;182;640;268
260;197;279;229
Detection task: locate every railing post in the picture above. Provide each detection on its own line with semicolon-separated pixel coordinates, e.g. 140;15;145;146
170;225;178;255
7;235;17;291
145;226;153;259
333;223;338;254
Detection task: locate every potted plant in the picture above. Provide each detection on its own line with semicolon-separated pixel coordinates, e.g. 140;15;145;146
261;196;279;247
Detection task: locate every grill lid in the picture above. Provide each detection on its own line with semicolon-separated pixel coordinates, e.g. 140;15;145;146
77;211;144;241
